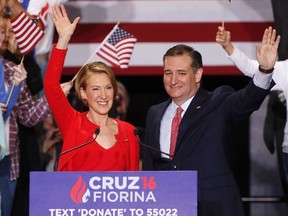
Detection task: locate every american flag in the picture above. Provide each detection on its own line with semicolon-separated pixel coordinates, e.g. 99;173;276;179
10;11;45;55
63;0;274;76
96;26;137;69
38;2;49;27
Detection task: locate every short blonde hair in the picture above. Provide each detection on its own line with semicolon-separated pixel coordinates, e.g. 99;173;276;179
74;61;118;105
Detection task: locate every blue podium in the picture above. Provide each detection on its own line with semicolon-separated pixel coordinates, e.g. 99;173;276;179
30;171;197;216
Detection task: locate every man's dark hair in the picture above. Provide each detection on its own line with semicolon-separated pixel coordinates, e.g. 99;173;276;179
163;44;203;71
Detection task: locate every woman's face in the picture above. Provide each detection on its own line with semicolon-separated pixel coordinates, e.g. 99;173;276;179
1;20;13;52
80;73;114;115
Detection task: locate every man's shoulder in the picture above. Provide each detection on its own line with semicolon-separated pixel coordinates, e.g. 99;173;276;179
213;85;235;93
209;85;235;99
149;100;170;111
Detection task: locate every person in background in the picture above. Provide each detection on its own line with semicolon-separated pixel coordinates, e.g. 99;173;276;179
0;49;43;216
41;115;62;171
0;10;43;96
262;90;287;183
216;25;288;182
0;5;51;216
0;42;25;197
44;4;139;171
0;7;44;216
0;11;29;121
0;0;45;30
114;81;130;120
141;27;279;215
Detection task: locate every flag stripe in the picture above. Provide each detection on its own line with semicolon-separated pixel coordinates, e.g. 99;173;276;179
100;45;118;58
40;3;49;27
20;32;44;54
64;41;260;74
16;24;41;46
62;0;274;76
115;38;137;48
95;26;136;69
97;53;119;68
66;22;274;44
97;48;119;66
65;0;273;23
11;11;45;55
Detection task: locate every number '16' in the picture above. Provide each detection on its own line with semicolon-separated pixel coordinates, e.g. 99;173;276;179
141;176;156;189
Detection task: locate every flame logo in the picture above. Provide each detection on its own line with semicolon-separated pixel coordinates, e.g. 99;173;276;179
70;176;90;204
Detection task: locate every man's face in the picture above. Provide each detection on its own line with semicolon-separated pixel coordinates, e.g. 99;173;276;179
163;54;202;106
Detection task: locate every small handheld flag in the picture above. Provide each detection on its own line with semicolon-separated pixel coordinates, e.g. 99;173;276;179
0;57;25;121
72;23;137;82
96;26;137;69
10;11;45;55
38;3;49;27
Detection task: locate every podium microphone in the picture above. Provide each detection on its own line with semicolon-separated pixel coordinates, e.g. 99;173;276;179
53;128;100;171
134;129;173;159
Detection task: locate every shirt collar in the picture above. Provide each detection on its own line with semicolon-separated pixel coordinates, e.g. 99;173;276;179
171;96;194;114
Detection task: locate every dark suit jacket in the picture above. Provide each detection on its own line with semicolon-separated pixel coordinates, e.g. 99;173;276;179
142;80;274;216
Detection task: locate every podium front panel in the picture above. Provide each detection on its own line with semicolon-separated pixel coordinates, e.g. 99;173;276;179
30;171;197;216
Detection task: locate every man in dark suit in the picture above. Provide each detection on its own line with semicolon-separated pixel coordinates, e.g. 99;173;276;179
141;28;280;216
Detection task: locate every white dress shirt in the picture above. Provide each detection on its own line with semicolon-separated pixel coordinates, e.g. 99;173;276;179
160;97;193;158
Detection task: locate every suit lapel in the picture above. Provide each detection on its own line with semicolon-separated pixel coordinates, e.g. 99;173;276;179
175;87;209;154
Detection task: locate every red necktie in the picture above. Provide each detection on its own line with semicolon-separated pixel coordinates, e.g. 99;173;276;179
169;107;183;158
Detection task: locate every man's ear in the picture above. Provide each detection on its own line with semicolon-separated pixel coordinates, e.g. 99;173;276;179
195;68;203;83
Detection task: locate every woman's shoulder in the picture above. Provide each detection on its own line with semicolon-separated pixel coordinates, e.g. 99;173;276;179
115;119;136;132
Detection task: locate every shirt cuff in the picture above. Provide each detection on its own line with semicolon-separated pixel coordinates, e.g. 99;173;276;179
253;71;273;90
